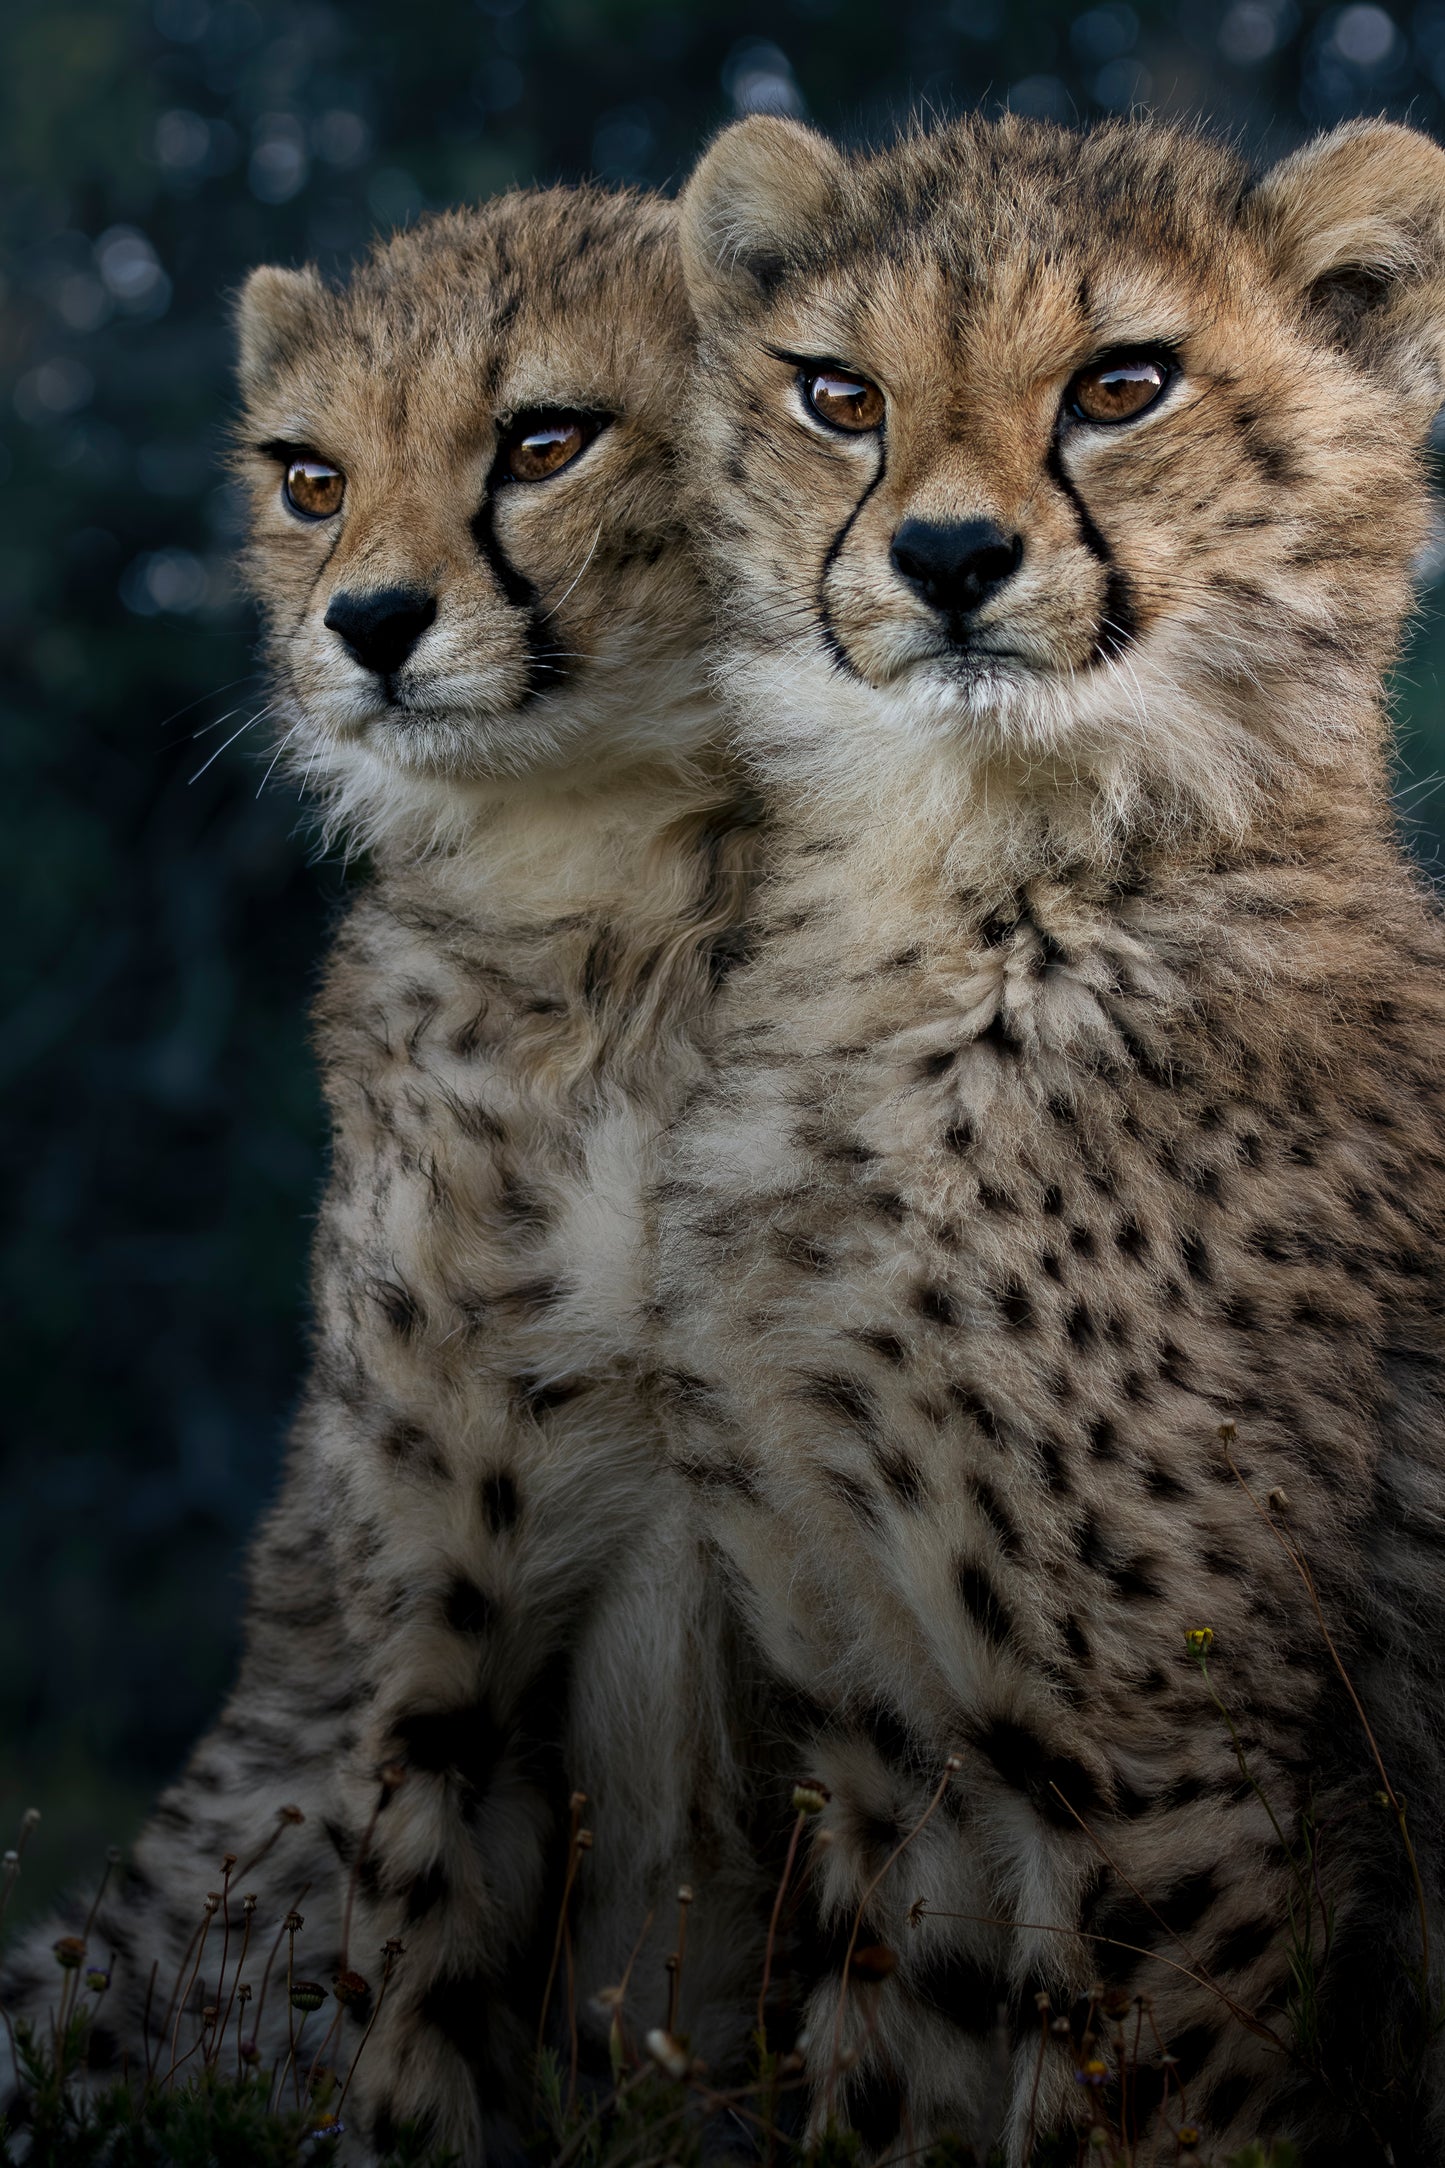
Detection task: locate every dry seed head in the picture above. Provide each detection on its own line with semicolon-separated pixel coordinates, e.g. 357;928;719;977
21;1810;40;1833
221;1853;237;1871
576;1829;594;1852
242;1894;257;1915
644;2028;690;2081
202;2005;219;2027
203;1893;221;1914
332;1969;369;2007
237;1983;253;2003
569;1791;588;1813
280;1805;305;1824
1034;1990;1052;2012
1051;2016;1072;2036
677;1884;694;1905
52;1936;85;1970
285;1910;304;1932
944;1754;963;1773
1218;1421;1237;1444
1267;1487;1291;1514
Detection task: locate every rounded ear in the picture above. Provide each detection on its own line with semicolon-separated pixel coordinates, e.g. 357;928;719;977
1248;121;1445;421
234;264;329;396
679;115;846;318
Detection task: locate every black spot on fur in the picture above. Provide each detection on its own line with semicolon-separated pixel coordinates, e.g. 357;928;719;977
420;1967;498;2059
379;1422;447;1480
515;1373;587;1419
911;1949;1007;2034
943;1119;974;1153
849;1326;908;1364
957;1562;1014;1645
975;1009;1020;1057
826;1465;881;1525
1087;1414;1118;1460
971;1717;1105;1824
392;1703;504;1800
917;1044;957;1078
370;1277;424;1339
1213;1916;1277;1975
799;1372;879;1436
841;2069;905;2152
1203;2070;1256;2130
915;1282;959;1327
481;1470;520;1533
997;1282;1035;1330
443;1575;495;1636
972;1479;1023;1557
404;1862;450;1922
950;1383;1002;1440
877;1450;927;1507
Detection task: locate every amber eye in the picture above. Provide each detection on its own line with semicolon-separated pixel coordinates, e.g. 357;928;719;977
803;369;886;433
502;413;598;483
283;456;345;518
1068;353;1172;425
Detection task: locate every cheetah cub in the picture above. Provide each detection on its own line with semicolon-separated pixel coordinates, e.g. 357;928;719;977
5;190;763;2160
658;114;1445;2163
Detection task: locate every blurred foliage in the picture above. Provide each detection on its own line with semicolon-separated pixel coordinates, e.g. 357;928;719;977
3;0;1445;1913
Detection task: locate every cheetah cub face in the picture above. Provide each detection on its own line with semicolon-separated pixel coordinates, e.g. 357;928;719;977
680;115;1445;833
236;189;706;843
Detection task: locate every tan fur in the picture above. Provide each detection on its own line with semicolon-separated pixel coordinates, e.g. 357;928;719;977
657;113;1445;2163
3;189;768;2162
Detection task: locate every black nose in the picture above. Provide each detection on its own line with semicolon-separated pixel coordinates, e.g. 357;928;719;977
889;519;1022;618
324;586;437;677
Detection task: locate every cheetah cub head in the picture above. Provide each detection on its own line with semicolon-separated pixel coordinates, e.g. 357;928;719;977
680;115;1445;853
235;188;707;849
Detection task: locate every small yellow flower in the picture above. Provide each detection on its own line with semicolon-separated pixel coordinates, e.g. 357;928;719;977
1178;2129;1201;2150
1185;1627;1214;1658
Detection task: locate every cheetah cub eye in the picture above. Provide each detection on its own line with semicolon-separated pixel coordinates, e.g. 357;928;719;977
800;365;886;434
1066;351;1174;426
284;455;345;519
499;410;604;483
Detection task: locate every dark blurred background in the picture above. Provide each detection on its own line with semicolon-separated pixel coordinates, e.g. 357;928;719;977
4;0;1445;1918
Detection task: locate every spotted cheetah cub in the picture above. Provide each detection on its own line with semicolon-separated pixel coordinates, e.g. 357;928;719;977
657;114;1445;2162
4;190;763;2160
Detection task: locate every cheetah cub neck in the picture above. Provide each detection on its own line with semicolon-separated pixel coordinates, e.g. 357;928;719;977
236;186;728;901
679;113;1445;903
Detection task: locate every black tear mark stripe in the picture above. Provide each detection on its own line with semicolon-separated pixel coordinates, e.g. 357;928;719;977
1045;436;1138;661
816;435;889;680
469;493;567;703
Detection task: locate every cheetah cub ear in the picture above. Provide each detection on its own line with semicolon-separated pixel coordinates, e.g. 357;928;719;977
679;114;846;316
233;263;330;397
1250;120;1445;426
